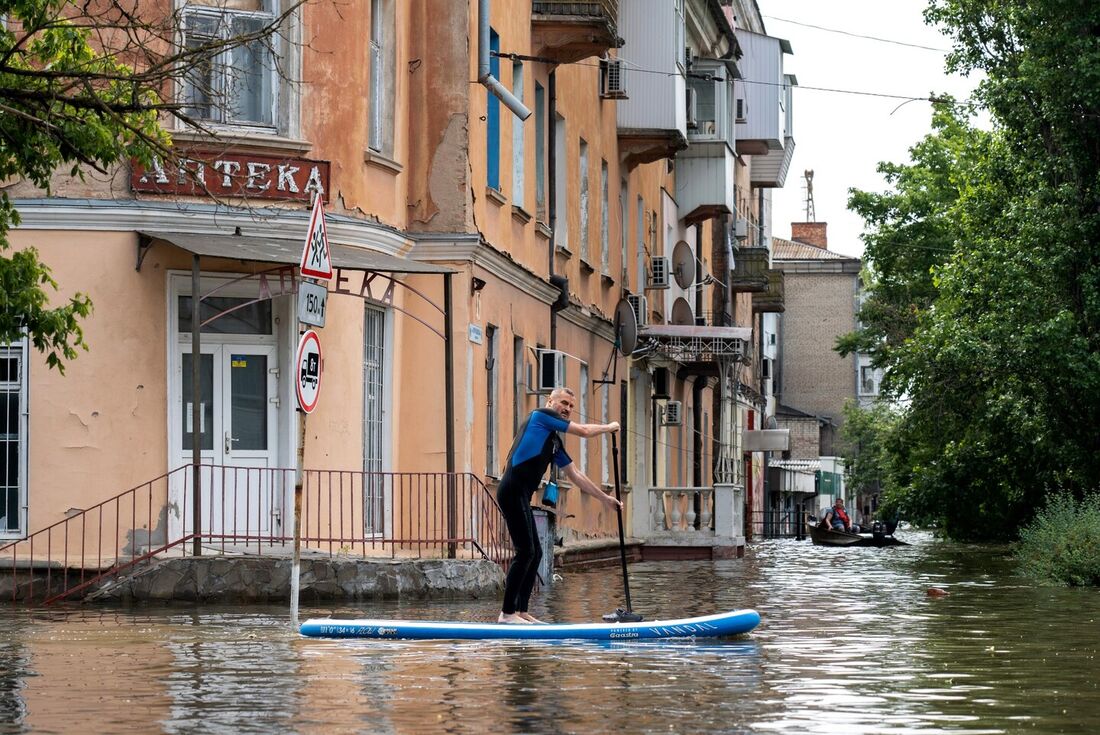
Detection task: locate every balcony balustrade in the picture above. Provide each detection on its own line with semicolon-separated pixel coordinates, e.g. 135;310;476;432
752;268;785;313
730;246;770;293
532;0;619;64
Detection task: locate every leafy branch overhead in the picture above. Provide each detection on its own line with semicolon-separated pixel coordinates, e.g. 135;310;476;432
0;0;305;371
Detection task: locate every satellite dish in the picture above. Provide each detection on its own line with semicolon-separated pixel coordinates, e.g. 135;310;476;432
671;239;696;289
614;298;638;356
671;297;694;325
765;415;778;430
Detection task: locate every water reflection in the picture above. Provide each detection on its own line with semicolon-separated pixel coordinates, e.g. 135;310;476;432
0;534;1098;734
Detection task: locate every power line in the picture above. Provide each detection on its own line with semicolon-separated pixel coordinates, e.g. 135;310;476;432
762;15;951;53
492;50;950;105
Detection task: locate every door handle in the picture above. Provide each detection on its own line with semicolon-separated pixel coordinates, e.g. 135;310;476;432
225;432;240;453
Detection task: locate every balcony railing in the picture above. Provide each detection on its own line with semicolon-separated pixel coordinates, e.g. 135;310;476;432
752;268;785;313
633;484;745;548
730;246;770;293
532;0;619;64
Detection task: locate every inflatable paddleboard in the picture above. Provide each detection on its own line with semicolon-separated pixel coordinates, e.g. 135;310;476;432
299;609;759;641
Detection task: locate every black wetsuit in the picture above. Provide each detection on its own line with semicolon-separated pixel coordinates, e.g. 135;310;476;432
496;407;572;615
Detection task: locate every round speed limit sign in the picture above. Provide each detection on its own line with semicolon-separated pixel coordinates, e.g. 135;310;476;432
295;329;323;413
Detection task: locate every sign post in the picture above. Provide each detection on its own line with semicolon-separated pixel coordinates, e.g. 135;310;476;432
292;196;331;629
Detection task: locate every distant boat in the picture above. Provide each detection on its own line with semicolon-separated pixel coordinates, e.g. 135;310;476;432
807;521;909;547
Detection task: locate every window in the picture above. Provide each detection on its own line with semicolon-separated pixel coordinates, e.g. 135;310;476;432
0;341;26;538
486;325;499;476
686;59;734;144
579;138;589;263
513;336;525;434
486;29;501;191
578;364;589;475
511;62;525;209
635;195;645;287
600;160;609;275
619;380;629;484
368;0;395;156
620;177;628;282
553;114;568;251
535;83;546;220
363;306;387;534
601;382;610;484
181;0;280;128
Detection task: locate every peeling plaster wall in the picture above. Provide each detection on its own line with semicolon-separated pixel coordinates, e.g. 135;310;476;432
406;0;473;234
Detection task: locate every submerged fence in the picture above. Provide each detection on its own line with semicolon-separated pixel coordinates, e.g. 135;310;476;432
0;464;510;604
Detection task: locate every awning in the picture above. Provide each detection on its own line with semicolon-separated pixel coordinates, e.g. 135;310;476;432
139;230;455;275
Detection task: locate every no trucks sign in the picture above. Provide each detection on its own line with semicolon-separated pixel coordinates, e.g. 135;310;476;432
295;330;323;413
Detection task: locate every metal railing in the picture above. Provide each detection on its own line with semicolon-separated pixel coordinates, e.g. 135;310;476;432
0;464;510;604
747;508;806;539
532;1;618;20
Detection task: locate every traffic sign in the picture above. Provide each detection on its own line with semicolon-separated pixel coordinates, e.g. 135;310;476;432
295;329;323;413
298;279;328;328
300;196;333;280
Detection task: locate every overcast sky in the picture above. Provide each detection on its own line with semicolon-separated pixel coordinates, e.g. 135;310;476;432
763;0;983;257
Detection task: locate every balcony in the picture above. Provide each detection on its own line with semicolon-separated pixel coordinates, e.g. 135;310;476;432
734;30;794;156
752;268;785;313
616;0;687;168
730;246;769;293
675;142;735;223
630;484;745;558
750;135;795;188
532;1;620;64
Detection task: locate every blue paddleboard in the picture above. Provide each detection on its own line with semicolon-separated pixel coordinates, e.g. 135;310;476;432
299;609;760;641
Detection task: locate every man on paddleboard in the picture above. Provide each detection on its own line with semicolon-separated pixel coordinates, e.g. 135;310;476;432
497;386;621;624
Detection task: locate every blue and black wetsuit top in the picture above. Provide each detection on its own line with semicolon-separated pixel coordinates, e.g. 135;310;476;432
498;408;573;498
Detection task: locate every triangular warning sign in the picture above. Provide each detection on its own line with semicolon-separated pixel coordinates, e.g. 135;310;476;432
300;196;333;280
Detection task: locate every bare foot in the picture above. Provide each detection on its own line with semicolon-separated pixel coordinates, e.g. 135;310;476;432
497;612;534;624
518;612;548;624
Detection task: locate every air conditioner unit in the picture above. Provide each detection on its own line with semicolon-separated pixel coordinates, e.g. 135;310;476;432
663;400;683;426
734;217;749;240
626;294;648;328
648;256;670;289
536;349;566;392
686;87;698;129
599;58;627;99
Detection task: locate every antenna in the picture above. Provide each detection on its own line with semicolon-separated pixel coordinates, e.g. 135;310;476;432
671;239;696;289
803;169;816;222
671;297;694;325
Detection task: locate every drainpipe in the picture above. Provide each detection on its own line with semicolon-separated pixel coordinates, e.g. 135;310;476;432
548;70;558;349
478;0;531;120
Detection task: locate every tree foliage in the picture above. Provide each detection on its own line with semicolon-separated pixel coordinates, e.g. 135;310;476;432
841;0;1100;540
0;0;298;371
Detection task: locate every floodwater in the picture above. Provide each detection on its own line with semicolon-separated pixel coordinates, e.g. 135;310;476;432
1;533;1098;734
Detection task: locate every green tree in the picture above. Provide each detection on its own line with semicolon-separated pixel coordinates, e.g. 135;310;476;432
845;0;1100;540
0;0;298;371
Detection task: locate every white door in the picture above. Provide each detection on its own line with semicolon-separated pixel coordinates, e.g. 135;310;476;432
176;344;279;540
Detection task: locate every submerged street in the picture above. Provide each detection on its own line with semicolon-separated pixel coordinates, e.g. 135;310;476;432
2;533;1097;734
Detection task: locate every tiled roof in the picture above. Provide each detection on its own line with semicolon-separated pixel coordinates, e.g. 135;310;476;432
772;237;858;262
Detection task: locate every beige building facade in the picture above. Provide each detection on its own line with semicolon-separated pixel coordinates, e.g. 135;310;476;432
3;0;799;575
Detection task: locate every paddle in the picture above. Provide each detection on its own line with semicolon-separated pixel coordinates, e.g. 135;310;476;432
603;433;643;623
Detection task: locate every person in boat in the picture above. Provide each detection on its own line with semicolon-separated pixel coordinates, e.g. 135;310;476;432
823;497;859;533
496;386;621;625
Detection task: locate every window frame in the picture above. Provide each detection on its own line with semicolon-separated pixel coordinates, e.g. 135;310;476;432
0;339;28;540
178;0;295;135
